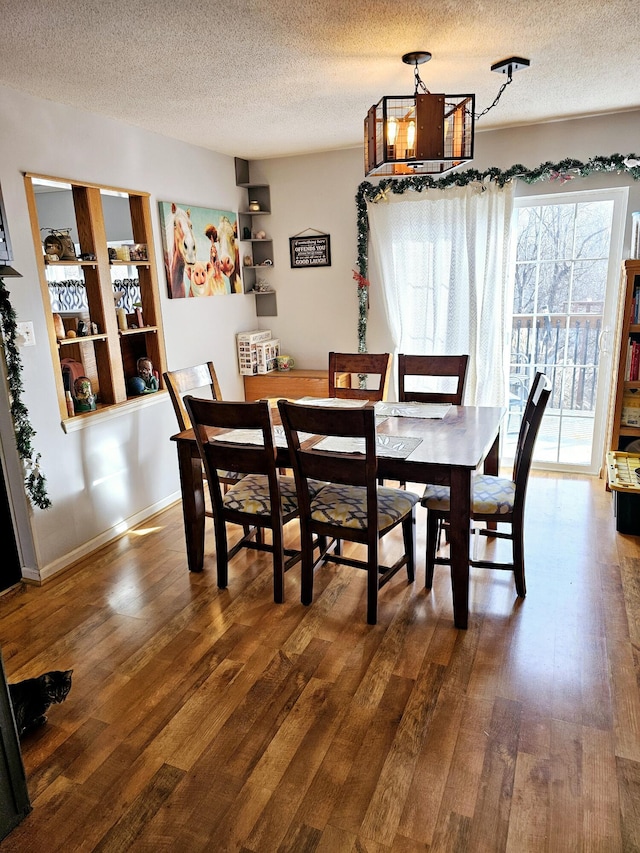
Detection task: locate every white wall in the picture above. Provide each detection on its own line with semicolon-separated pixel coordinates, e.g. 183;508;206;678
1;78;639;581
0;84;258;578
246;148;363;367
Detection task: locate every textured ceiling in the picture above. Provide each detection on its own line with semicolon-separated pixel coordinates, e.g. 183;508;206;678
0;0;638;160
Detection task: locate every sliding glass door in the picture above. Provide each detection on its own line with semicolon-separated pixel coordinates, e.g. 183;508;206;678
505;188;627;473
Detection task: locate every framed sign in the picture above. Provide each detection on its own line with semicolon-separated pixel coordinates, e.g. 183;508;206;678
289;231;331;268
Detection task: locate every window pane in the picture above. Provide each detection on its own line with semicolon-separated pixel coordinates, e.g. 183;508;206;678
539;204;574;260
538;261;570;313
515;207;540;261
574;201;613;259
513;263;536;314
571;259;607;305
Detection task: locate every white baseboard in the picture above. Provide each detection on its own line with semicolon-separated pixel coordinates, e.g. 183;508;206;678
29;490;182;583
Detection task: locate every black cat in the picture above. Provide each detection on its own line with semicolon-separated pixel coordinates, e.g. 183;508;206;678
8;669;73;738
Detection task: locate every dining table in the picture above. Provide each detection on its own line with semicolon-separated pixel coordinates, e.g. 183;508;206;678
170;401;505;629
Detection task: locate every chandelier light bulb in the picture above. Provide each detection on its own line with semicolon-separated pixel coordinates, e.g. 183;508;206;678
387;117;398;145
406;120;416;158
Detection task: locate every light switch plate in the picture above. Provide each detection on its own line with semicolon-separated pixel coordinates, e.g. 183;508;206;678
16;321;36;347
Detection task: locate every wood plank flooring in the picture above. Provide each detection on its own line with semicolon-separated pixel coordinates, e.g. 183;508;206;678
1;472;639;851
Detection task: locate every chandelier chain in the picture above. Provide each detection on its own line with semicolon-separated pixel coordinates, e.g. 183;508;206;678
475;73;512;120
414;63;431;95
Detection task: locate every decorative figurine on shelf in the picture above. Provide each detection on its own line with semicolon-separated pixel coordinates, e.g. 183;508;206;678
73;376;97;413
129;356;159;395
42;228;77;261
133;302;144;328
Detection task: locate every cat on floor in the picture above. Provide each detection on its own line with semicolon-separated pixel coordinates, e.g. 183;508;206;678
8;670;73;738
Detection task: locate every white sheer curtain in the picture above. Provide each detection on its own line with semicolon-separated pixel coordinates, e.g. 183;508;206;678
368;181;514;405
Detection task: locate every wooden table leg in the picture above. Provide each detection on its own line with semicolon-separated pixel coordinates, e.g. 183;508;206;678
484;432;500;476
177;441;205;572
449;467;471;629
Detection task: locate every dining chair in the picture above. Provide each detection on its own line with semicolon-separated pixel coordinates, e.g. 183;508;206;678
184;396;323;603
328;352;392;402
164;361;223;431
395;354;470;492
278;399;419;625
398;354;469;405
164;361;244;495
422;371;550;598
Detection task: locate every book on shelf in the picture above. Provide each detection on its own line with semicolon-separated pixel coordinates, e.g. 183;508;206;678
628;340;640;382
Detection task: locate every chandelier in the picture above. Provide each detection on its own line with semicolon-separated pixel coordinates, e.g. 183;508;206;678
364;52;529;178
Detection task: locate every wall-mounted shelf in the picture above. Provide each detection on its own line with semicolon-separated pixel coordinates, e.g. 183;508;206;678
45;259;97;267
58;333;108;346
25;174;167;421
235;157;276;317
119;325;159;337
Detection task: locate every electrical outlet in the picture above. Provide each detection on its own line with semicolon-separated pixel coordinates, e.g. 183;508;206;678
16;321;36;347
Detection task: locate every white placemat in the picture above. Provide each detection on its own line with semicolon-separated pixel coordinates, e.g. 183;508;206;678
294;397;369;408
375;401;451;419
312;434;422;459
213;425;313;448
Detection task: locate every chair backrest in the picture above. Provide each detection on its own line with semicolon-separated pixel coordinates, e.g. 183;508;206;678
512;371;550;506
184;396;280;516
164;362;223;431
328;352;392;402
278;400;379;521
398;354;469;405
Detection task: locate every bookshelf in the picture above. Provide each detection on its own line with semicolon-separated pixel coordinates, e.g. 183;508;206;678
610;260;640;451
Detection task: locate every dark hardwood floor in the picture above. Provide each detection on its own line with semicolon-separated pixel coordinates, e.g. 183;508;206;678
0;472;639;851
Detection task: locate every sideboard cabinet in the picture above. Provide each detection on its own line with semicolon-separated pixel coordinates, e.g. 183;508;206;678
243;369;350;401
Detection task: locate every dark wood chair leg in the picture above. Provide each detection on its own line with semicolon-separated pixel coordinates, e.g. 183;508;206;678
300;530;315;606
402;510;416;583
425;511;440;589
272;523;285;604
213;516;229;589
366;541;379;625
513;522;526;597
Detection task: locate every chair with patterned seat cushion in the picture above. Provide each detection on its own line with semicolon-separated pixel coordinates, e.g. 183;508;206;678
278;399;419;625
184;396;324;603
422;371;550;597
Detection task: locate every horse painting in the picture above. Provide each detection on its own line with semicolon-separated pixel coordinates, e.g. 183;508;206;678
161;203;197;298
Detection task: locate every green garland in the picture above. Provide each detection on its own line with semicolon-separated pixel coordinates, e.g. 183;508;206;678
354;153;640;353
0;277;51;509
